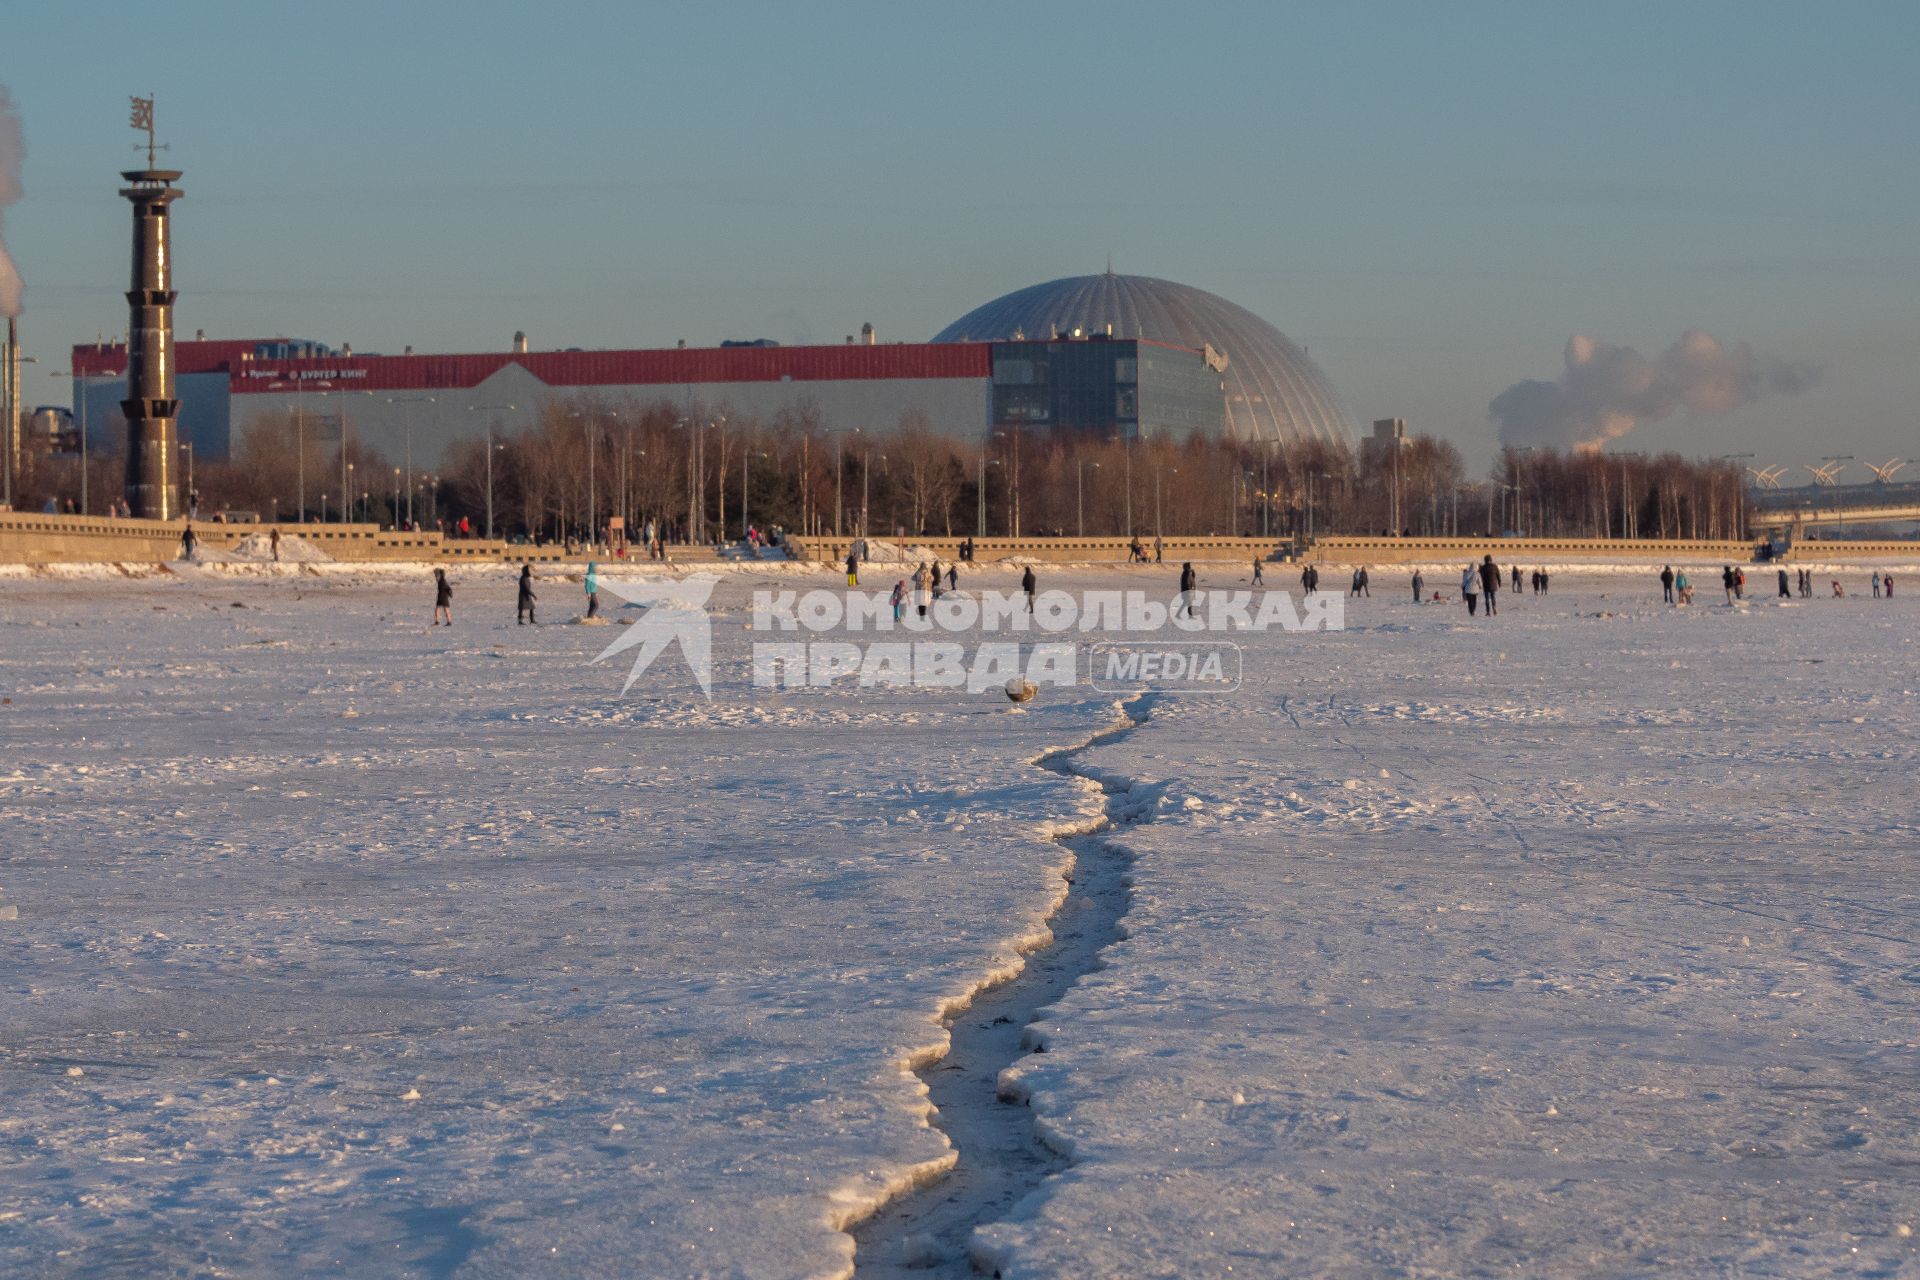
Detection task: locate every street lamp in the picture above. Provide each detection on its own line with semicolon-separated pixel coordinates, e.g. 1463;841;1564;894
385;395;436;527
50;368;89;515
1077;458;1100;537
1110;430;1136;539
319;389;372;527
741;447;769;542
826;426;859;539
978;455;1003;538
566;407;604;548
271;377;334;522
976;443;990;537
861;438;879;538
469;403;516;540
990;427;1019;537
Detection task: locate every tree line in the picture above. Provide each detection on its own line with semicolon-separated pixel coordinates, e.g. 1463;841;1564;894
11;397;1757;544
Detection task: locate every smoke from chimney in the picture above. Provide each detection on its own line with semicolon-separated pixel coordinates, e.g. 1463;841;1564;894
0;86;24;318
1489;329;1820;454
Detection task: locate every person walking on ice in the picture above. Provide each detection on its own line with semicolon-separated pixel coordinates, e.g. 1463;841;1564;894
517;564;538;625
1479;555;1500;616
1411;569;1424;604
585;561;600;620
1252;555;1264;586
845;549;859;587
1021;564;1037;614
1461;564;1478;617
1179;562;1198;618
432;568;453;626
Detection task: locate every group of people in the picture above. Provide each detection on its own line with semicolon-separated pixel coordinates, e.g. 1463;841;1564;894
1126;535;1167;564
428;562;603;627
1654;563;1898;606
1459;555;1504;616
889;560;964;620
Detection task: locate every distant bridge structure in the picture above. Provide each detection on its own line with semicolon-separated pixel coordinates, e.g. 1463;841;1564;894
1747;478;1920;534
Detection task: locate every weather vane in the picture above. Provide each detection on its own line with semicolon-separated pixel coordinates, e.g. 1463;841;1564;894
129;94;163;167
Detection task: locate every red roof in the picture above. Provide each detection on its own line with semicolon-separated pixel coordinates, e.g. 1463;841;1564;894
72;339;993;391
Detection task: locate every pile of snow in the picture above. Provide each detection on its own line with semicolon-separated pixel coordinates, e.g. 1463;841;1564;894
226;532;332;563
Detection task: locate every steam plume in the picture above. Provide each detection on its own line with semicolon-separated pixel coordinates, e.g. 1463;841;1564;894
1490;329;1819;453
0;86;21;317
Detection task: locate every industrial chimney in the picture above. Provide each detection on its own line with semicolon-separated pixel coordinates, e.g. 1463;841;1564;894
3;317;18;507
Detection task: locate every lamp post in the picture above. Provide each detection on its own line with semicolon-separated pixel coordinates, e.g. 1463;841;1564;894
708;415;725;544
976;444;989;537
674;416;705;544
50;368;88;514
566;407;602;548
1077;458;1100;537
1008;420;1023;538
346;462;355;522
979;455;1002;537
385;395;435;527
328;389;371;526
182;441;193;497
391;467;401;529
1261;442;1276;538
271;377;332;522
1154;465;1178;542
860;436;876;538
827;427;858;539
469;403;516;540
741;445;769;541
990;427;1016;537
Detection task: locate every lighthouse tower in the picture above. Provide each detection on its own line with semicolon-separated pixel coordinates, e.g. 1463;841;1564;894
119;97;184;519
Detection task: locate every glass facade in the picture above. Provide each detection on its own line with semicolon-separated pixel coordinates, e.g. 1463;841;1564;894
988;339;1222;442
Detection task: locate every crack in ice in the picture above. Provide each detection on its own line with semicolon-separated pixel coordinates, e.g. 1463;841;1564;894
851;693;1159;1279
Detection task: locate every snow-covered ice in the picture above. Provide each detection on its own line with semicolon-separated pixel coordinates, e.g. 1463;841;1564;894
984;571;1920;1277
1;560;1916;1276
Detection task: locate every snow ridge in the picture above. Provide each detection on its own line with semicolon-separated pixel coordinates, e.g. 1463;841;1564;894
852;693;1158;1278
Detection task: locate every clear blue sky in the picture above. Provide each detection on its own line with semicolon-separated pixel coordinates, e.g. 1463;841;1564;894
7;0;1917;470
